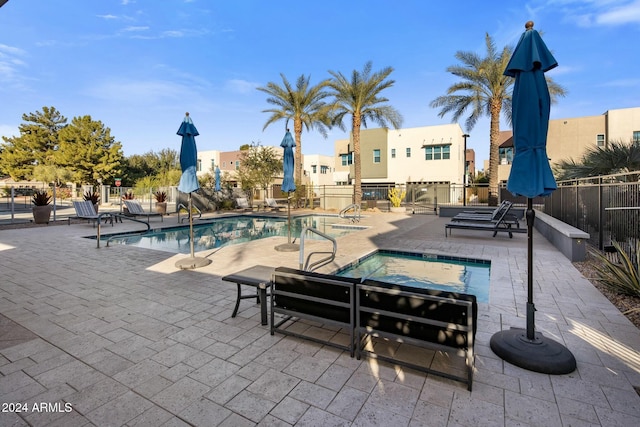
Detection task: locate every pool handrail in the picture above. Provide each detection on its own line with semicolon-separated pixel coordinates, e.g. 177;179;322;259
101;214;151;248
299;226;337;272
339;203;361;223
177;203;202;223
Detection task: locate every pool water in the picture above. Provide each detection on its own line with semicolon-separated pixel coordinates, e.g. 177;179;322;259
336;250;491;302
104;215;365;254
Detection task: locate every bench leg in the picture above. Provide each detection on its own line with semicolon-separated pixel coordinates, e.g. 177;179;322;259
259;287;268;326
232;283;242;318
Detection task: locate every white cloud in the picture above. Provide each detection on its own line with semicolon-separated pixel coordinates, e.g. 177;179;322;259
601;78;640;87
0;44;28;87
226;79;260;94
97;14;119;20
85;79;197;104
597;0;640;24
122;26;149;32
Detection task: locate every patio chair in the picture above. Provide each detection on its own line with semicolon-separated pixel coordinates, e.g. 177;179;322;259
123;200;164;222
264;198;282;212
446;203;526;238
452;200;520;226
70;201;113;227
235;197;253;212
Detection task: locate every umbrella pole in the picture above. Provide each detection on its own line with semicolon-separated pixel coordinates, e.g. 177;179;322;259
275;192;300;252
189;193;195;258
489;198;576;374
526;197;535;340
287;193;291;244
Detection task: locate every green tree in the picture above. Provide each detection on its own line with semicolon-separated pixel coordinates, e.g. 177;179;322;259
430;33;566;205
327;61;403;205
258;74;332;184
0;106;67;180
554;139;640;180
32;165;73;186
54;115;124;186
236;142;283;203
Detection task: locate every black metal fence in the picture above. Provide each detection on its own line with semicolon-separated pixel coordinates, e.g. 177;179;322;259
542;172;640;262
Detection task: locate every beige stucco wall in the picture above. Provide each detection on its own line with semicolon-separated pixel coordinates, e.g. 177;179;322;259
356;128;388;181
386;124;465;184
606;107;640;142
546;114;605;167
303;154;335;186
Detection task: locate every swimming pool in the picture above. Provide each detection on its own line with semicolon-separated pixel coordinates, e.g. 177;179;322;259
104;214;366;254
336;250;491;302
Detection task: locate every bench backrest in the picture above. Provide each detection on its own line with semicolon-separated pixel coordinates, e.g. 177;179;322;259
236;198;249;208
124;200;145;214
272;267;360;324
357;279;477;349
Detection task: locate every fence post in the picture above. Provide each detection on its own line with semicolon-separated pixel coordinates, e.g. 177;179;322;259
598;176;604;250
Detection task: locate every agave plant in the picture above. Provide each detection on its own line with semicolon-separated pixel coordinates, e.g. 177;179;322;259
31;190;51;206
591;240;640;297
154;191;167;202
83;190;100;204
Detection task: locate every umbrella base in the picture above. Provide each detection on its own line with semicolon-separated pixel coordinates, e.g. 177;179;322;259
490;328;576;374
275;243;300;252
175;256;212;270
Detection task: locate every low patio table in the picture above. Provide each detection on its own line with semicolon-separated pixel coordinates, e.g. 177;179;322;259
222;265;274;325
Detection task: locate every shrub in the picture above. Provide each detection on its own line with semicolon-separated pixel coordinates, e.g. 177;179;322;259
591;241;640;297
388;187;406;207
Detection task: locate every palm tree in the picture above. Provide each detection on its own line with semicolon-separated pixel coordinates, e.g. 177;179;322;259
554;139;640;180
430;33;566;205
327;61;403;206
258;74;332;184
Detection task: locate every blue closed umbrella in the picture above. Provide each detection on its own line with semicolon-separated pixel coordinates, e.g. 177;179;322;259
490;22;575;375
505;24;557;198
215;166;221;192
281;130;296;193
177;113;200;194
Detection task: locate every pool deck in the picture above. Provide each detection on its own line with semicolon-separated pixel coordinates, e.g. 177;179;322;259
1;209;639;426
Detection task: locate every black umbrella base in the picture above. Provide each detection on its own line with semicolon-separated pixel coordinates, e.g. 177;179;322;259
490;328;576;374
275;243;300;252
175;256;212;270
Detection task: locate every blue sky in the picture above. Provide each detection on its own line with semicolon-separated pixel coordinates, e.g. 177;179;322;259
1;0;639;168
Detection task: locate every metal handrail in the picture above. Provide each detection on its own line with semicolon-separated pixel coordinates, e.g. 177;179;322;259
339;203;361;223
99;213;151;248
177;203;202;223
298;226;337;272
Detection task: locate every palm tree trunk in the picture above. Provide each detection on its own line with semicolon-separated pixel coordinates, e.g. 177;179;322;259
488;100;502;206
352;114;362;206
294;118;303;185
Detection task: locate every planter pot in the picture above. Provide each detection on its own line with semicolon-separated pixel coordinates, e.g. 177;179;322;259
390;206;407;213
155;202;167;215
32;205;53;224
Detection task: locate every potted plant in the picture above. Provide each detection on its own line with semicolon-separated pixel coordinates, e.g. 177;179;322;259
32;190;53;224
83;190;100;213
154;190;167;215
388;187;407;213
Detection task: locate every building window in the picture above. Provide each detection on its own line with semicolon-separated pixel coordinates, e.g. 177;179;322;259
406;147;411;158
424;145;451;161
634;131;640;143
341;153;353;166
597;134;605;147
320;165;329;174
391;148;396;158
197;159;202;172
499;147;514;165
211;159;215;170
235;160;240;170
311;165;317;174
373;149;381;163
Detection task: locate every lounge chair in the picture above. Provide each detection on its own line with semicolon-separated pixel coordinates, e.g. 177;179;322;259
123;200;163;222
445;203;526;238
452;200;520;226
264;198;282;212
70;201;113;227
235;197;253;212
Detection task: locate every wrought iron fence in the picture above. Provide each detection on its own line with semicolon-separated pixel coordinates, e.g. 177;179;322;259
543;172;640;263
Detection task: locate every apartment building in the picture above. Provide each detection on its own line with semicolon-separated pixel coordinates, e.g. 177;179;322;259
497;106;640;182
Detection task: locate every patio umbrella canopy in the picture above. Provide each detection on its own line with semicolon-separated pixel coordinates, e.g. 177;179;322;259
177;113;200;194
280;130;296;193
215;166;221;192
490;22;576;374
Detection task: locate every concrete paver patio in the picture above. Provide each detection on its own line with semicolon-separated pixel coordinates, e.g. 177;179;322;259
1;210;639;426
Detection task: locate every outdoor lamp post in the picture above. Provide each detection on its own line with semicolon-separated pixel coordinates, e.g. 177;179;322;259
462;134;469;206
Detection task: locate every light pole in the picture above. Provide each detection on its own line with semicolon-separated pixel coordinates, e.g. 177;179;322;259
462;134;469;206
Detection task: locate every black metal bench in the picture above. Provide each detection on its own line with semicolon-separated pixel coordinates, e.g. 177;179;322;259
270;267;361;356
356;279;477;391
